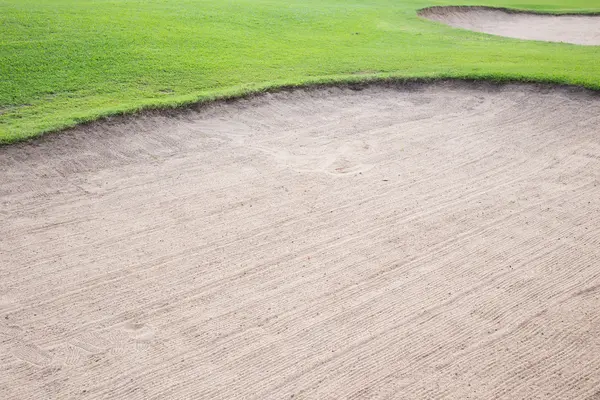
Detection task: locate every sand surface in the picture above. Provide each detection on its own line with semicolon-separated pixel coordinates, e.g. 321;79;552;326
2;82;600;399
419;6;600;45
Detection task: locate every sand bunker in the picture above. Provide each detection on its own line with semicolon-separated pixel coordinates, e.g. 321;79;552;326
2;82;600;399
419;6;600;45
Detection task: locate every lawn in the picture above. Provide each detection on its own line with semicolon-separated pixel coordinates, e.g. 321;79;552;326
1;0;599;143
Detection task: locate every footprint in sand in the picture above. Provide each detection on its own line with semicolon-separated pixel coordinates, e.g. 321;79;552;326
254;139;374;176
123;321;155;342
53;323;156;367
0;321;53;368
11;341;53;367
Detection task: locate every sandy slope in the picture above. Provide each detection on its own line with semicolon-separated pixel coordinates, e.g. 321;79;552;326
1;82;600;399
419;6;600;45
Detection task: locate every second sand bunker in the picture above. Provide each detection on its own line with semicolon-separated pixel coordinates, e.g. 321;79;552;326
419;6;600;46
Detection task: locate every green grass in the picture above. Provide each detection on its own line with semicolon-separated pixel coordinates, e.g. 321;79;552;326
1;0;599;143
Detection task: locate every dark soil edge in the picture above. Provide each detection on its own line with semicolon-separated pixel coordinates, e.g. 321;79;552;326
418;5;600;18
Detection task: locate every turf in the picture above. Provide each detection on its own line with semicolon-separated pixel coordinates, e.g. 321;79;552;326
1;0;599;143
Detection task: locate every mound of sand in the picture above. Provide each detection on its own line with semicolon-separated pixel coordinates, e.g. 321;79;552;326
419;6;600;45
2;82;600;399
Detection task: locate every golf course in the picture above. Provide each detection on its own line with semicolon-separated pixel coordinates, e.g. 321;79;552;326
1;0;600;143
2;1;600;399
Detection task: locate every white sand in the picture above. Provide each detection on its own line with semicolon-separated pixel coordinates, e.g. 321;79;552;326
420;6;600;46
2;82;600;399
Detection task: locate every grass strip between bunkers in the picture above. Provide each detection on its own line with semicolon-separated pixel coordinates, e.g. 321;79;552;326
1;0;599;143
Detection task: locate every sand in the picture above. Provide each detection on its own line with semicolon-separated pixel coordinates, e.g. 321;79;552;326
419;6;600;46
2;82;600;399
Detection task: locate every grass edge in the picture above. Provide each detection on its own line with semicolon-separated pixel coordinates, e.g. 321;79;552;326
3;72;600;146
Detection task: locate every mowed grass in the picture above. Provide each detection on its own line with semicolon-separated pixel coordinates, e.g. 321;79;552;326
1;0;599;143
